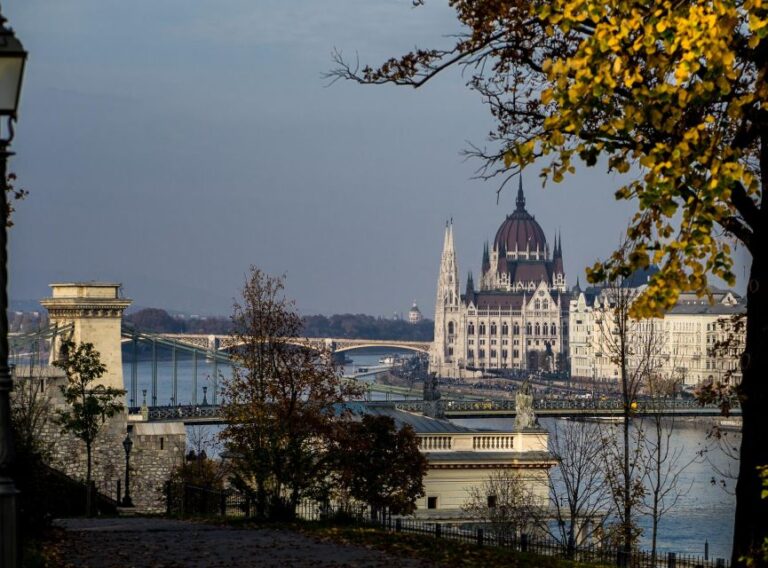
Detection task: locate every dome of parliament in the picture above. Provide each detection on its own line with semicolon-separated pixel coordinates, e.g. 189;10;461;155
492;182;548;254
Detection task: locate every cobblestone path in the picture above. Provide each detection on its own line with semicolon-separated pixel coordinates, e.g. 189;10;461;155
52;518;428;568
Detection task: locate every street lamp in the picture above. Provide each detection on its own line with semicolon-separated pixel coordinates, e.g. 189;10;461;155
121;434;134;507
0;8;26;567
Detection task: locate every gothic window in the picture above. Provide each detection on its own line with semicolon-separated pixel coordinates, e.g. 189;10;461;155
513;323;520;335
513;349;519;358
468;323;475;335
468;349;474;359
501;322;509;335
491;349;497;358
542;323;548;336
490;323;497;335
551;323;557;336
502;349;508;359
479;349;485;359
448;321;455;335
534;300;540;310
526;322;532;335
542;301;549;310
448;347;453;356
479;323;486;335
535;323;540;335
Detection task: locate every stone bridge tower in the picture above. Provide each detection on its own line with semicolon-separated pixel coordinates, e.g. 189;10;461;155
40;282;132;391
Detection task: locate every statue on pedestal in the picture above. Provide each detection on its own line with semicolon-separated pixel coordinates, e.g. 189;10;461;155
515;379;538;430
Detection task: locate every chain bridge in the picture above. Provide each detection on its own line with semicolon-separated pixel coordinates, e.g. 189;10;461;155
9;283;737;428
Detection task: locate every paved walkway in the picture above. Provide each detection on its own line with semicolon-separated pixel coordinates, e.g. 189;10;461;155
53;518;428;568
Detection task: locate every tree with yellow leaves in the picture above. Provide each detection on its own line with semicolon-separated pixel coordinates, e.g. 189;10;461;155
330;1;768;563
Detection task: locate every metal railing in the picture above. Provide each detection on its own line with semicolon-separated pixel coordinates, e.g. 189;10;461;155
165;484;729;568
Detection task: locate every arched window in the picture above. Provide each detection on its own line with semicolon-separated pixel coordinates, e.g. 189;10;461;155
534;300;541;310
542;323;548;336
479;323;486;335
468;323;475;335
551;323;557;336
535;323;540;335
501;322;509;335
490;323;497;336
468;349;474;359
526;322;532;335
513;323;520;335
542;301;549;310
448;321;455;335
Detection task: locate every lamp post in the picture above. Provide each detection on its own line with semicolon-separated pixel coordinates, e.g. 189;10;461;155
0;7;26;567
121;435;134;507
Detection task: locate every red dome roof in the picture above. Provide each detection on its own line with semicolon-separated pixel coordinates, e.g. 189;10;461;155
493;184;548;253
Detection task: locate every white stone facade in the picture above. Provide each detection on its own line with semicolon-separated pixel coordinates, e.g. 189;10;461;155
569;286;745;386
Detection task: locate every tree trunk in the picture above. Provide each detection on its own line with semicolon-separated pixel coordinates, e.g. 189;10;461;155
86;442;93;517
732;252;768;566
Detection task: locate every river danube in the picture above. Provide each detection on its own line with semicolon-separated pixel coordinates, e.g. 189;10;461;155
123;346;738;560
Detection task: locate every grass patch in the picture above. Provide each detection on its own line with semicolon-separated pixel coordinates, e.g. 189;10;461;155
300;523;604;568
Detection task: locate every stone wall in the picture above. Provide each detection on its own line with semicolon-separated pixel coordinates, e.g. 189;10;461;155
129;422;186;512
28;374;186;513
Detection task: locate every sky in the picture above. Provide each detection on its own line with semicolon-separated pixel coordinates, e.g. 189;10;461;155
5;1;751;317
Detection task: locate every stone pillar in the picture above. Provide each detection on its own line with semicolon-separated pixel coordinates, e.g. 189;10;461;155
40;282;132;392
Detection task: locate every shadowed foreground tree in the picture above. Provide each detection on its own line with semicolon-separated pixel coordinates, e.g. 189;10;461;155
330;1;767;562
54;341;124;516
335;414;426;520
220;267;361;520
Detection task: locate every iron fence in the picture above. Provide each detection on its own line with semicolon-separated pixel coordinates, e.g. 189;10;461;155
166;484;729;568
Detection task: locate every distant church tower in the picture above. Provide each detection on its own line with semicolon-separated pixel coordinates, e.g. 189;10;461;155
431;220;460;372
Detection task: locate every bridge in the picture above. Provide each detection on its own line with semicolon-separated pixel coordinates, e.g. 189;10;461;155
11;283;736;427
150;333;431;356
139;397;738;425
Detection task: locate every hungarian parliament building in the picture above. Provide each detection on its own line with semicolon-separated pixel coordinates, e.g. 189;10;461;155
429;181;745;387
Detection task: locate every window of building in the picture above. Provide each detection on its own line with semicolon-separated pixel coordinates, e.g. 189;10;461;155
490;323;497;335
526;323;532;335
535;323;540;335
479;323;486;335
468;349;474;359
487;495;497;508
448;347;453;356
513;349;519;358
479;349;485;359
551;323;557;336
491;349;497;358
468;323;475;335
502;349;508;359
428;497;438;509
534;300;540;310
448;321;455;335
541;323;548;336
502;322;509;335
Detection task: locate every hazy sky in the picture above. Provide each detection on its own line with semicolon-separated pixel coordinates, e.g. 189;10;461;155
5;1;751;317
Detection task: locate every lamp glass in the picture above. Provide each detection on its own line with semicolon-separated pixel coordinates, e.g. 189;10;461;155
0;56;23;115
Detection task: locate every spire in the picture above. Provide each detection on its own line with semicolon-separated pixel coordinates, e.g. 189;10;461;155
482;241;491;274
574;276;581;293
515;176;526;211
465;271;475;297
442;220;450;252
447;218;455;253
